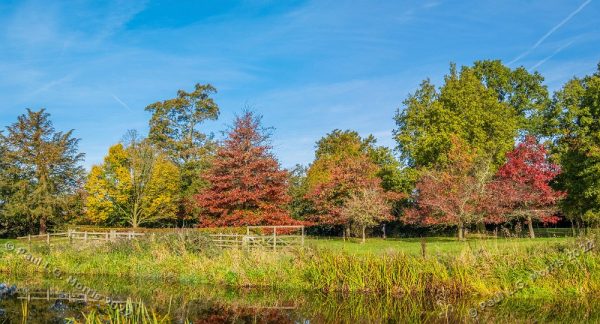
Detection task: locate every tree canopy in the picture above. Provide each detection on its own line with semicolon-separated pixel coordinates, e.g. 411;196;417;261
0;109;84;235
488;136;563;238
84;133;180;228
404;138;492;240
145;83;220;219
394;62;528;169
549;65;600;227
196;111;297;226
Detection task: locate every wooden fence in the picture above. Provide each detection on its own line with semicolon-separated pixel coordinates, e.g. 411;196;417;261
17;288;128;304
17;230;145;245
210;225;305;251
16;225;305;251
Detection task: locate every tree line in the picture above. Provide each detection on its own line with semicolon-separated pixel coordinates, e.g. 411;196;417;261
1;60;599;240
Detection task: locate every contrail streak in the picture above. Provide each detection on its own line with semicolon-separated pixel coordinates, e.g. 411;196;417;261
529;40;574;71
508;0;591;66
111;93;132;111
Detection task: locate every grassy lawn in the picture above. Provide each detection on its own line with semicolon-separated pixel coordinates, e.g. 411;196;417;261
0;239;13;245
307;235;574;256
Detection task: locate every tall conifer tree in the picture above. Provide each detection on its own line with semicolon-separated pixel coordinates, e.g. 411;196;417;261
196;111;296;226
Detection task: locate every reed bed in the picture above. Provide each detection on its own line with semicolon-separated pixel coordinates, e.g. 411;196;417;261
1;232;598;302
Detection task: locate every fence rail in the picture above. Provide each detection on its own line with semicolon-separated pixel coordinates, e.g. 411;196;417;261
17;230;145;244
16;225;305;251
16;288;129;304
210;225;305;251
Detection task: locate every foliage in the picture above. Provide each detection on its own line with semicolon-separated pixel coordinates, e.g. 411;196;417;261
305;130;406;233
287;164;315;220
145;83;220;221
340;188;392;243
488;136;564;237
307;129;407;192
306;130;374;189
394;63;519;169
547;65;600;227
472;59;550;135
405;138;492;239
368;145;414;193
84;132;180;228
0;109;84;235
306;155;381;229
196;111;298;226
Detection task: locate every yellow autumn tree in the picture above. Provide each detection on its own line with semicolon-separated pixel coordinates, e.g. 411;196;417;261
84;132;180;228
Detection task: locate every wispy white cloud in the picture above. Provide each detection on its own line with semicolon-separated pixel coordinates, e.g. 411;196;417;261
30;72;77;96
508;0;592;65
4;1;62;47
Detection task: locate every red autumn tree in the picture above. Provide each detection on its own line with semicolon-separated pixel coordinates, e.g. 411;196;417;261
488;136;564;238
404;138;491;240
196;111;297;226
306;155;384;235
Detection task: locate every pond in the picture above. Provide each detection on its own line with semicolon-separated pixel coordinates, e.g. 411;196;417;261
0;275;598;323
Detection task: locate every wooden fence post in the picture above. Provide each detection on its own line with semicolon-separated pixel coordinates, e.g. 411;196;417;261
68;230;73;244
110;230;116;242
273;227;276;251
84;232;88;243
301;226;305;247
46;233;50;245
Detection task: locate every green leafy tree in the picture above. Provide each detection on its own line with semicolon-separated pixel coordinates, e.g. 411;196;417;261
472;60;550;135
145;83;219;221
394;64;519;170
0;137;22;237
0;109;84;235
84;132;180;228
548;64;600;228
368;145;415;194
288;164;314;220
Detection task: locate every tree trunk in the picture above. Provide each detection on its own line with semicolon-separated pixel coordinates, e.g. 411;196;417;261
382;223;386;239
477;222;485;234
362;226;366;244
527;215;535;238
458;222;465;241
39;216;47;235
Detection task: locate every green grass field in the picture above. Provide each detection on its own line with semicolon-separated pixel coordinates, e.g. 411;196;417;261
0;228;578;256
307;236;573;256
307;228;578;255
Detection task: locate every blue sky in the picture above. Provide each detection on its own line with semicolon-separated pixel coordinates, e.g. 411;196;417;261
0;0;598;169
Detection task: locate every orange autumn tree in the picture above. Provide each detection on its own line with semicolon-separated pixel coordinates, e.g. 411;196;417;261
196;111;297;226
404;138;492;240
306;155;388;235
